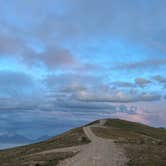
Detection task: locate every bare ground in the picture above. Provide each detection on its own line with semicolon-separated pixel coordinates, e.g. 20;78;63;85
57;120;128;166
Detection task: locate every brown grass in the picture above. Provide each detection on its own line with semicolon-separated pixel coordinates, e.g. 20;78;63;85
125;144;166;166
0;127;90;166
92;119;166;166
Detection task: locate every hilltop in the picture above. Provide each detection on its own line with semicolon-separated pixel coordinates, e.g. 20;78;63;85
0;119;166;166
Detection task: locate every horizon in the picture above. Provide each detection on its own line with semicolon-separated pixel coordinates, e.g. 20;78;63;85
0;0;166;149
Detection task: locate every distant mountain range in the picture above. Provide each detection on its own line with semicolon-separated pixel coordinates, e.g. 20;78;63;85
0;133;50;144
34;135;50;142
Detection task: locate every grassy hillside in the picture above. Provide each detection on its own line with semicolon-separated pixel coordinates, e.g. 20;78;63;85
0;127;90;166
92;119;166;166
0;119;166;166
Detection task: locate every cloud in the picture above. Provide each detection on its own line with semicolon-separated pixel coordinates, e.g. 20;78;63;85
35;0;166;54
0;34;23;55
44;73;103;90
135;77;151;87
117;105;137;114
114;58;166;70
39;46;77;69
138;92;161;102
152;75;166;88
153;75;166;84
0;70;46;112
111;78;151;89
0;37;77;70
0;98;39;111
0;20;77;70
111;81;135;88
74;89;161;103
0;71;36;97
44;73;163;104
0;0;165;72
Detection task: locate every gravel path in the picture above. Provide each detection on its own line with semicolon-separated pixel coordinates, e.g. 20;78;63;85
58;120;127;166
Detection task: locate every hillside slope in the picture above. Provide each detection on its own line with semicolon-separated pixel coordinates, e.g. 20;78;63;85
0;127;90;166
92;119;166;166
0;119;166;166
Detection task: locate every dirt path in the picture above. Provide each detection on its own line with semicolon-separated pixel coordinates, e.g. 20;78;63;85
58;120;127;166
31;145;82;156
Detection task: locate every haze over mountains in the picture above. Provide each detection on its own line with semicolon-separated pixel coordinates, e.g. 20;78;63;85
0;133;50;150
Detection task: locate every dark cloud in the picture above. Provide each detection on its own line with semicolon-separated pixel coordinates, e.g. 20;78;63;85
135;77;151;87
75;90;161;103
0;98;39;111
0;16;77;70
118;105;137;115
0;34;23;55
0;0;165;71
21;45;78;70
44;73;104;90
114;58;166;70
0;36;77;70
44;73;163;104
35;0;166;54
56;100;117;110
138;92;161;102
152;75;166;88
111;81;135;88
0;71;36;97
39;47;77;69
153;75;166;84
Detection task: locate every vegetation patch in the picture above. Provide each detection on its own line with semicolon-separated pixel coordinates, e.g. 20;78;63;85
0;127;90;166
125;144;166;166
92;119;166;166
104;119;166;142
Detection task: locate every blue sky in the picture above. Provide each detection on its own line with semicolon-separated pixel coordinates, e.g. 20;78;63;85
0;0;166;141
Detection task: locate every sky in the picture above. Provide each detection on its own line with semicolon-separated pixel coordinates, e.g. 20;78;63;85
0;0;166;141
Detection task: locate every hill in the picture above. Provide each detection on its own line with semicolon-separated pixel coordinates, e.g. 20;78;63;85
0;119;166;166
92;119;166;165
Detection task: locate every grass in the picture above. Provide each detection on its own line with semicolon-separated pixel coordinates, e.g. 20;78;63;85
92;119;166;166
104;119;166;142
126;144;166;166
84;120;100;126
92;127;155;144
0;127;90;166
21;151;76;166
1;118;166;166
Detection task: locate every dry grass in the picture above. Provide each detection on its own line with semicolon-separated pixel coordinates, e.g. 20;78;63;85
92;119;166;166
125;144;166;166
104;119;166;142
0;151;76;166
1;119;166;166
0;127;90;166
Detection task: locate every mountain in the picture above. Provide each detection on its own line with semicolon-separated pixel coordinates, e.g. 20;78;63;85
34;135;50;142
0;133;51;145
0;119;166;166
0;133;32;144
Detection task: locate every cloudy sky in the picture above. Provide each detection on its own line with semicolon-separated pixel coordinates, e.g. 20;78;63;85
0;0;166;140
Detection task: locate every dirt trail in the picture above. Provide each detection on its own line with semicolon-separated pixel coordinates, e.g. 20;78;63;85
58;120;127;166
